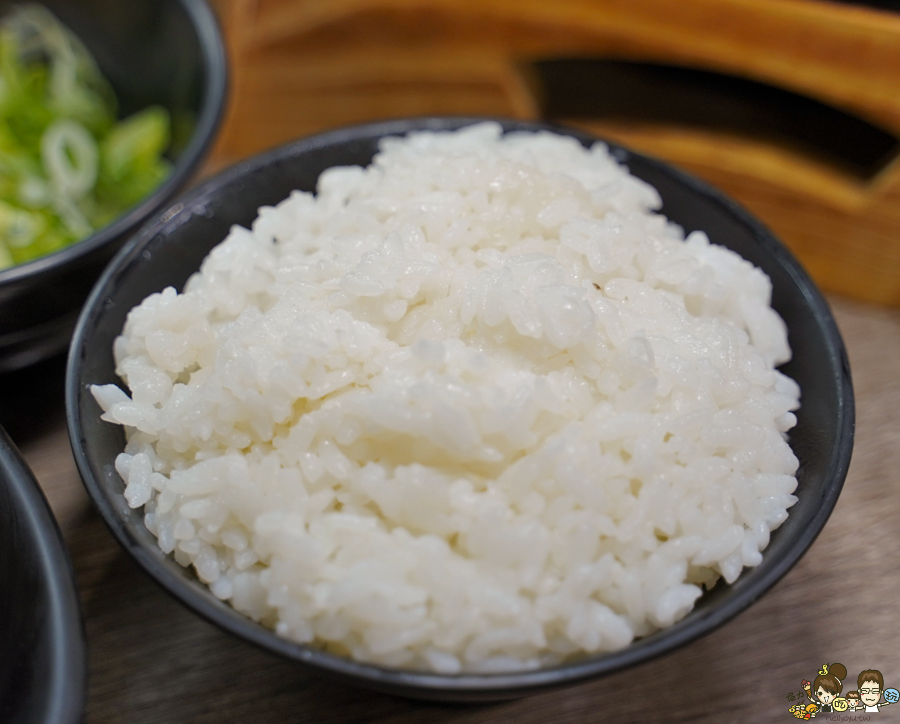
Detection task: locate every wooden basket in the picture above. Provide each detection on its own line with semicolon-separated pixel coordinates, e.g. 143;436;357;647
211;0;900;305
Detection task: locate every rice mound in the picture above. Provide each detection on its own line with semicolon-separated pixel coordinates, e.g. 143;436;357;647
92;122;800;673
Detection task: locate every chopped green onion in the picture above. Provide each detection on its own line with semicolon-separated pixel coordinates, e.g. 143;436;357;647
0;4;173;268
42;118;98;199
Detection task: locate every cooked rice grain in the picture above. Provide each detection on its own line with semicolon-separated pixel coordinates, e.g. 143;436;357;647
93;123;800;673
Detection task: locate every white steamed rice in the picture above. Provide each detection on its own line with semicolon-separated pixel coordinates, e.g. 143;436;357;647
92;122;800;673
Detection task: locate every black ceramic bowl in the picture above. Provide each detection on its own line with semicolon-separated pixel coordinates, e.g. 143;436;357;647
0;0;227;373
0;426;85;723
66;118;854;701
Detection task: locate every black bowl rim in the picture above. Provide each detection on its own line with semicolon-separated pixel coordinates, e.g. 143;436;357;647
66;116;854;697
0;425;86;722
0;0;229;286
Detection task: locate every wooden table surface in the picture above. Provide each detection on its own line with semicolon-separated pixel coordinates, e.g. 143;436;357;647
1;293;898;723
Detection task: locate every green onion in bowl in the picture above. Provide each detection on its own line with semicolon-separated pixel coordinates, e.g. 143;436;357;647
0;3;171;269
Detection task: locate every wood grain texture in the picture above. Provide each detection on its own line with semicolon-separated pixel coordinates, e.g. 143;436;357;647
6;295;900;723
209;0;900;305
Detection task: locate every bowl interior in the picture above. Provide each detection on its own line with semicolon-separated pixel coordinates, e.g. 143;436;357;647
12;0;206;144
67;118;853;700
0;0;224;271
0;0;226;371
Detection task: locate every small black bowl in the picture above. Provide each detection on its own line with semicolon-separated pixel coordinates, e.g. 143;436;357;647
0;426;85;723
66;118;854;701
0;0;227;373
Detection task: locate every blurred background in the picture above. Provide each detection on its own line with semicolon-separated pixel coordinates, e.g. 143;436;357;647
209;0;900;306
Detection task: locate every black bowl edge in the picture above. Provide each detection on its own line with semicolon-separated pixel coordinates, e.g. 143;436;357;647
0;427;87;722
65;116;855;701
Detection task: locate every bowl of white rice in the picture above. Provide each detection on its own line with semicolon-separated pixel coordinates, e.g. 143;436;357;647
66;118;853;700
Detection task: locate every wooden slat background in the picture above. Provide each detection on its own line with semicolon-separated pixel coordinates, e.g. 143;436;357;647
210;0;900;306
